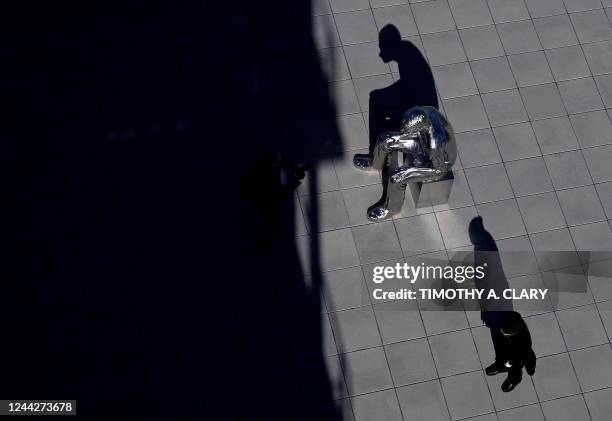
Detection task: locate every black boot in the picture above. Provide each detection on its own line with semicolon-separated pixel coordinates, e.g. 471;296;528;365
485;361;506;376
501;372;522;392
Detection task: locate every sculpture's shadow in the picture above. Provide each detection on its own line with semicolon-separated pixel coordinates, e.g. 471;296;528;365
367;24;438;156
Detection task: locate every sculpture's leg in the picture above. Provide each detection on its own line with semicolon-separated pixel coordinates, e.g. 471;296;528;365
354;132;394;171
367;153;406;221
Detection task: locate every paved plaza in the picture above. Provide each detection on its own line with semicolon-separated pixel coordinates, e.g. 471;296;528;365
297;0;612;420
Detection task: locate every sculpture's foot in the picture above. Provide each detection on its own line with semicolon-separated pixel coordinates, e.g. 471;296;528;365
353;153;374;171
367;203;392;222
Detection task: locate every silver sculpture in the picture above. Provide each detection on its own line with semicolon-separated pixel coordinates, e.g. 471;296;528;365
354;106;456;221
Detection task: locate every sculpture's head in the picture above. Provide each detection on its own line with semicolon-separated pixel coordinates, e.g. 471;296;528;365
401;107;429;133
378;24;402;63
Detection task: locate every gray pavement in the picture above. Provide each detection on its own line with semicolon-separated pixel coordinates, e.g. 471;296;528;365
299;0;612;420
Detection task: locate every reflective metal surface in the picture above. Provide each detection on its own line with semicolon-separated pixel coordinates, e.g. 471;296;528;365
353;106;456;221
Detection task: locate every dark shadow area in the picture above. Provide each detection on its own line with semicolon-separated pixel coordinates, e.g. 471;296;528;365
6;3;344;419
469;217;536;392
367;24;438;156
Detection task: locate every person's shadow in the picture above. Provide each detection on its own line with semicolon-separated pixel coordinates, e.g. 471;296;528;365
367;24;438;156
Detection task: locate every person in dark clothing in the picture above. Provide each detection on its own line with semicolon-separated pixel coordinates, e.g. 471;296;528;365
485;311;537;392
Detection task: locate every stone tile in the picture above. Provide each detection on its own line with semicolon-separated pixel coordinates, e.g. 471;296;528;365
595;73;612;107
319;47;351;81
472;325;496;366
442;371;495;420
541;264;594;309
570;110;612;148
422;30;468;66
487;0;530;23
584;388;612;421
329;0;371;13
583;144;612;183
449;0;494;28
330;79;362;116
475;199;527;239
337;113;368;151
443;94;490;132
313;0;333;15
412;0;456;34
371;0;409;6
497;235;541;278
546;45;591;82
456;129;502;168
325;355;349;399
394;213;445;256
343;42;391;78
465;163;514;204
524;0;566;17
436;206;479;249
596;181;612;218
533;14;580;49
334;148;381;189
322;314;338;355
460;25;506;60
482;89;529;127
541;395;591;421
508;51;554;87
564;0;604;12
517;192;566;233
385;338;437;386
351;389;403;421
570;9;612;43
464;414;498;421
372;4;419;37
497;20;542;54
431;169;476;211
296;228;360;274
313;14;342;48
352;221;403;264
486;374;538;411
583;40;612;75
524;312;567;357
373;301;427;343
497;404;544;421
300;190;350;232
532;353;581;400
571;222;612;264
557;304;608;350
329;306;382;352
558;77;604;114
570;343;612;391
597;300;612;340
433;62;478;100
419;305;470;336
470;56;517;93
507;272;554;316
493;122;542;161
557;185;606;226
520;83;567;121
429;329;481;376
321;266;371;312
505;157;554;196
532;117;580;155
341;346;394;395
334;10;379;45
342;185;382;226
396;380;451;421
352;73;395;111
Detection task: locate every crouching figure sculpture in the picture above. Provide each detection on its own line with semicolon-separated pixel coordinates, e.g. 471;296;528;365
353;106;456;221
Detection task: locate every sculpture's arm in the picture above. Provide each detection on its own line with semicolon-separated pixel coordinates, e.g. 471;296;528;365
389;165;444;184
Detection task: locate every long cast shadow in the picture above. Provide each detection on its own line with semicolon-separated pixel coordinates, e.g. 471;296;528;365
6;2;345;420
